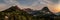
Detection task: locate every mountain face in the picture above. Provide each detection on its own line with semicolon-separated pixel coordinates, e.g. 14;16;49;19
0;5;55;17
23;7;52;16
42;7;54;13
1;6;53;15
1;5;23;13
2;6;17;12
41;7;50;12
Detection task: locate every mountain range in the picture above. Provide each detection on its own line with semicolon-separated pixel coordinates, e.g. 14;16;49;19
1;5;53;13
0;5;55;16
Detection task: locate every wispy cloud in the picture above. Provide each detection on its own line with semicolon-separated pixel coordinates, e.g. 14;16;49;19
0;0;60;13
4;0;47;10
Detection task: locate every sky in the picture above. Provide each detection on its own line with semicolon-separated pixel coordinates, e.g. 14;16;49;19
0;0;60;13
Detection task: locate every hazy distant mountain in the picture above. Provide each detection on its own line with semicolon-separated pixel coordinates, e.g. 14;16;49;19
55;12;60;16
22;8;33;12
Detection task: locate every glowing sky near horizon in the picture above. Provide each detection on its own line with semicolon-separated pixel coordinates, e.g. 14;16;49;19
0;0;60;13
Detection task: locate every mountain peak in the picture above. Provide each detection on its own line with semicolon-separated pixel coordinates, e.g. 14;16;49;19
41;7;50;12
1;5;21;12
41;7;54;14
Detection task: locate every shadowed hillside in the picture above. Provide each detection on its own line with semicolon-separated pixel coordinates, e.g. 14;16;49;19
0;6;59;20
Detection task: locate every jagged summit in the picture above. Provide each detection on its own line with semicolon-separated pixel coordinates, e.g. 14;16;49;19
1;5;21;12
41;7;50;12
41;7;54;14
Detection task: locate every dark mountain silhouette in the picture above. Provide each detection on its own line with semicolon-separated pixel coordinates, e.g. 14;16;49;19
1;5;22;12
41;7;54;15
1;6;54;15
41;7;50;12
0;5;29;20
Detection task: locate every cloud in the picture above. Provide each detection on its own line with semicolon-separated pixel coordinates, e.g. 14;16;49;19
0;0;60;13
0;3;9;11
4;0;46;10
1;0;53;10
18;0;47;10
0;0;15;11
